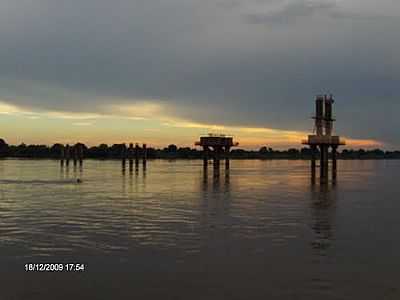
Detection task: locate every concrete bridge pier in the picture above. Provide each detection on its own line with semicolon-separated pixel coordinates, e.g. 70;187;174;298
213;146;221;171
311;145;317;183
65;144;70;167
60;146;65;167
302;95;345;185
196;135;238;173
121;143;127;170
143;144;147;170
128;143;134;172
203;146;209;170
135;143;140;171
73;146;78;167
319;145;328;184
332;146;338;183
225;146;231;170
78;144;83;167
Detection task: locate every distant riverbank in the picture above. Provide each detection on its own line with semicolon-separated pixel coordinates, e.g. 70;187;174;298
1;138;399;160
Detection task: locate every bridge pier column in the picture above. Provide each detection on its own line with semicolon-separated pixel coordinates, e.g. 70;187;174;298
135;143;139;171
320;145;328;184
60;146;65;167
311;145;316;183
143;144;147;170
332;146;337;183
65;145;70;167
203;146;209;170
73;146;78;167
121;144;127;171
225;146;230;170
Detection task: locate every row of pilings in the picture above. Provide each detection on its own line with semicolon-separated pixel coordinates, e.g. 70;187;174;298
121;143;148;172
60;144;84;167
59;143;148;170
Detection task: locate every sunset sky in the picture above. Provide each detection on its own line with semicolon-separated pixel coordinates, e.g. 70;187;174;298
0;0;398;149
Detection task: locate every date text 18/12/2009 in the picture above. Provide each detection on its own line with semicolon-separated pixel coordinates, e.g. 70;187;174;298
25;263;85;272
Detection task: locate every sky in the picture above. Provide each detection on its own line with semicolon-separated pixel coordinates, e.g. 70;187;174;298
0;0;398;149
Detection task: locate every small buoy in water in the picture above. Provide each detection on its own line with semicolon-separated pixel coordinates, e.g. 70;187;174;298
77;179;82;183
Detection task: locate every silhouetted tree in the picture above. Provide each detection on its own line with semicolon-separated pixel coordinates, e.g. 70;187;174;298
166;144;178;152
0;138;9;157
259;146;268;154
50;144;64;158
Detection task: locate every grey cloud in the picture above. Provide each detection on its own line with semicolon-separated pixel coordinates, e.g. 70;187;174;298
243;0;337;25
0;0;399;146
329;11;399;21
242;0;399;25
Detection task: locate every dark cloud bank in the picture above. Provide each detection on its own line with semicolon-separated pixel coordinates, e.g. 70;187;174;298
0;0;399;146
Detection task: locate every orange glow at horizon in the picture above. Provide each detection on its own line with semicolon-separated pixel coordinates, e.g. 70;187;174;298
0;100;387;150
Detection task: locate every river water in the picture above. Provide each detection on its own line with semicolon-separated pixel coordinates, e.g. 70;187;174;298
0;159;399;299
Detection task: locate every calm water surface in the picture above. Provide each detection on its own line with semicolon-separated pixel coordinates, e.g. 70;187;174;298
0;159;399;299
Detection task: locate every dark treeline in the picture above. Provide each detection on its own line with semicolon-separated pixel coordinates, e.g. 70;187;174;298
1;139;400;160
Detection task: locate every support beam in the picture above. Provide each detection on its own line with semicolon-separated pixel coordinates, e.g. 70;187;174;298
143;144;147;169
225;146;230;170
320;145;326;184
324;146;329;180
213;166;220;180
311;146;316;183
213;153;220;179
73;146;78;167
78;144;83;167
121;144;126;170
203;146;208;170
135;143;139;171
332;146;337;182
213;146;220;171
129;143;134;172
65;144;70;167
60;146;65;167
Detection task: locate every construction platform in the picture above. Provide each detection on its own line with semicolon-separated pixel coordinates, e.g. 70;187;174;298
195;134;239;171
302;135;345;146
195;134;239;148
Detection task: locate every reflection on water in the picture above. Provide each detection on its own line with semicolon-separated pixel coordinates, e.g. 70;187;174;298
0;159;400;299
201;167;230;194
310;184;336;256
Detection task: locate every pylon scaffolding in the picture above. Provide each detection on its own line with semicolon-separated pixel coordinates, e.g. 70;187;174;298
302;95;345;183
